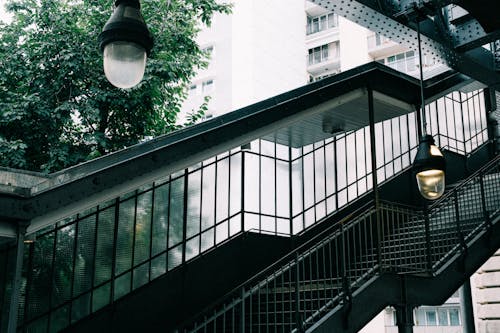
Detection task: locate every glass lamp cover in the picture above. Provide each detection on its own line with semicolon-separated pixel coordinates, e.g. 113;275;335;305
103;41;147;89
416;169;445;200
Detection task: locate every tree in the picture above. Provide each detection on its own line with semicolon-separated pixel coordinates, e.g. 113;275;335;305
0;0;230;172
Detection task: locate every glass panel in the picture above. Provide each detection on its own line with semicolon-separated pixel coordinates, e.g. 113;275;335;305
95;207;114;286
134;191;152;265
244;213;259;232
336;137;347;190
415;308;425;326
115;199;134;276
356;130;366;178
185;236;200;261
261;216;276;234
216;222;229;244
113;273;130;301
168;244;183;271
216;157;230;223
133;262;149;290
437;308;448;325
244;153;260;212
71;292;91;323
276;160;290;218
73;216;97;300
303;153;314;209
261;157;276;215
52;225;75;307
28;233;55;319
229;153;242;216
449;308;460;325
152;183;169;256
186;170;201;239
229;215;242;237
425;310;437;326
50;304;70;333
201;164;215;230
92;282;110;312
168;177;185;247
315;147;326;202
151;254;166;280
292;159;303;216
325;142;336;196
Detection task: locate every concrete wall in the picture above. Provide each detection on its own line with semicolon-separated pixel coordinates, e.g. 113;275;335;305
473;249;500;333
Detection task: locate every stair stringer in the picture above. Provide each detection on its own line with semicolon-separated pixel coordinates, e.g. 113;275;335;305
307;214;500;333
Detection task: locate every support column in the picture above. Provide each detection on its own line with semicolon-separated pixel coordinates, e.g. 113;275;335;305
460;279;476;333
484;88;499;156
395;305;414;333
7;224;27;333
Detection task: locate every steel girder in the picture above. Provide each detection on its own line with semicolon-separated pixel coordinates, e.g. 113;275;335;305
310;0;500;88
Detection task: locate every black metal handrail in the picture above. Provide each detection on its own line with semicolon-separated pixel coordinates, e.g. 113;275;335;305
430;154;500;210
178;156;500;333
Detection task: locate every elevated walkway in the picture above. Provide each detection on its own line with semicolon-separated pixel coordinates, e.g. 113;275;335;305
0;62;496;332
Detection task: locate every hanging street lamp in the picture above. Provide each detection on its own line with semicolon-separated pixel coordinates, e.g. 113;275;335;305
412;13;446;200
413;134;446;200
98;0;154;89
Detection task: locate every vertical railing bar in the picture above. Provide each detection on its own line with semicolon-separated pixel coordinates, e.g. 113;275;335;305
241;149;246;233
130;192;138;291
46;218;59;331
294;253;301;332
424;203;433;272
479;174;492;229
182;170;189;264
288;145;294;236
149;184;156;283
240;287;245;333
273;273;277;333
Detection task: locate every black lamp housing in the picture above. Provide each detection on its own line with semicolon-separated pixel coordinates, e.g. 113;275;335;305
98;0;154;54
412;135;446;174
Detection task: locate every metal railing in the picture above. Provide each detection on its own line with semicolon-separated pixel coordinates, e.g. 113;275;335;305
178;155;500;333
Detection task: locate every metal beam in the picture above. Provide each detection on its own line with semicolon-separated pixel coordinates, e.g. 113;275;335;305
310;0;500;88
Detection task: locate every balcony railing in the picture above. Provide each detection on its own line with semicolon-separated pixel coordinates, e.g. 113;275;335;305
367;33;391;49
306;13;339;35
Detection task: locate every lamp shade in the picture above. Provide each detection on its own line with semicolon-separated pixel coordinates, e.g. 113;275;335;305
413;135;446;200
98;0;153;88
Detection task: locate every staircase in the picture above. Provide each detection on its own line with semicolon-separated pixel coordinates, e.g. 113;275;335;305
178;155;500;333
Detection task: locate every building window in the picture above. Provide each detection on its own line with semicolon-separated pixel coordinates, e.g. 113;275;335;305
367;32;391;49
307;12;338;35
414;307;461;326
189;84;197;96
202;79;214;94
308;42;339;65
449;308;460;326
382;51;416;73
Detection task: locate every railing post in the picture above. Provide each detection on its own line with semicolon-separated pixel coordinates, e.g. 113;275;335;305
294;253;302;332
7;223;27;333
453;192;467;251
340;221;352;330
240;287;245;333
479;174;491;229
423;204;433;273
367;87;382;270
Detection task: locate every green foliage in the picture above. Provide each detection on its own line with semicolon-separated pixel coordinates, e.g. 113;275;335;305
0;0;231;172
